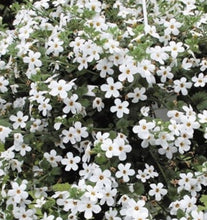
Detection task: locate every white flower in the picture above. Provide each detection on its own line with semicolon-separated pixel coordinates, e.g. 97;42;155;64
103;39;120;54
166;41;184;58
158;143;177;159
192;73;207;87
44;149;62;167
123;198;149;218
110;98;129;118
198;110;207;123
136;169;150;183
84;185;103;202
61;152;80;171
40;213;54;220
127;87;147;103
100;77;122;98
101;138;119;158
147;46;169;64
119;63;137;82
149;183;167;201
34;197;46;208
144;164;158;179
73;121;89;142
13;207;34;220
9;111;29;129
140;106;150;117
200;59;207;71
62;127;76;144
173;77;192;95
133;119;155;139
145;25;160;38
23;51;42;69
8;181;28;203
182;58;192;70
100;185;117;206
92;97;104;112
164;18;182;36
137;59;156;84
157;66;173;83
78;197;101;219
175;137;191;154
156;131;175;148
15;143;31;156
0;125;12;143
48;79;75;99
191;210;204;220
105;208;121;220
115;163;135;182
180;195;197;214
63;94;82;114
114;137;132;161
96;58;114;78
178;172;198;195
76;55;88;71
38;98;52;116
90;168;112;187
46;38;64;56
0;76;9;93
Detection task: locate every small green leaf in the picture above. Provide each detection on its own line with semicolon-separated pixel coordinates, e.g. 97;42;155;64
0;141;5;152
177;209;186;218
118;183;130;194
94;153;108;165
51;167;62;176
52;183;71;192
200;195;207;206
40;159;51;170
109;130;117;139
0;119;10;127
42;198;56;210
116;118;128;130
70;187;85;199
133;182;145;195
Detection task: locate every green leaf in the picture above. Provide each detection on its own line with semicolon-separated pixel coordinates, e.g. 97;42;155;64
94;153;108;165
51;167;62;176
52;183;71;192
0;141;5;153
167;186;178;200
200;195;207;207
198;195;207;211
80;98;90;108
116;118;129;130
42;198;56;210
70;187;85;199
191;91;207;110
118;183;130;194
76;85;88;96
177;209;186;218
109;130;117;139
40;159;51;170
133;182;145;195
0;119;10;127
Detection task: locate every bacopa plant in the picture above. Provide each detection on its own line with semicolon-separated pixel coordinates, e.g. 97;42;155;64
0;0;207;219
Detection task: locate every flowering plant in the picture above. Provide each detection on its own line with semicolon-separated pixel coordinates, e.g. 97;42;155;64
0;0;207;219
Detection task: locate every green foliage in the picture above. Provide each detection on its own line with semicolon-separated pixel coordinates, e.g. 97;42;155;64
198;195;207;211
0;142;4;153
133;182;145;195
191;91;207;110
52;182;71;192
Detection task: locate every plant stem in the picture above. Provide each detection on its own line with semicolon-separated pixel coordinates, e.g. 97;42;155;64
142;0;148;32
149;149;169;187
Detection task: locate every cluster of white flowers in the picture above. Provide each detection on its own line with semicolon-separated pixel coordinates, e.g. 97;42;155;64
0;0;207;219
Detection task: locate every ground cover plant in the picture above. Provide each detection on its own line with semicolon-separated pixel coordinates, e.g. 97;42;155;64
0;0;207;219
